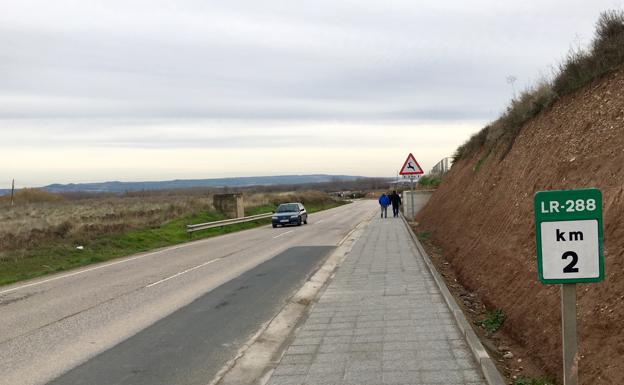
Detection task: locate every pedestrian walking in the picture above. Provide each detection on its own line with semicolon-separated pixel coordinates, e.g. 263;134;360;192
390;190;402;217
378;192;390;218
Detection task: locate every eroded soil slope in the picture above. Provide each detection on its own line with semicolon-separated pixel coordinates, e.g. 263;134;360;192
417;70;624;384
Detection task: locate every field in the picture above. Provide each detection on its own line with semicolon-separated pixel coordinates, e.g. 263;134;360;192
0;189;345;286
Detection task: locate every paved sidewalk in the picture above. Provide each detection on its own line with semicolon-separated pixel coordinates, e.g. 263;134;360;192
266;216;487;385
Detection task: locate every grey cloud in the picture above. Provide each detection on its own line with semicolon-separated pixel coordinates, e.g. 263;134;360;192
0;1;617;131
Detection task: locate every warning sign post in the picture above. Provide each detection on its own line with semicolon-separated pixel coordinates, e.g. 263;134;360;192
399;153;424;219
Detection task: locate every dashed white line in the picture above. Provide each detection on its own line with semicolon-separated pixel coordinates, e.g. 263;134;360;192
145;258;222;288
272;230;294;239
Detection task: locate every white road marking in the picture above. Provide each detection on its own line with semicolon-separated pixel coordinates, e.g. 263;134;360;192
272;230;294;239
145;259;222;288
0;245;189;295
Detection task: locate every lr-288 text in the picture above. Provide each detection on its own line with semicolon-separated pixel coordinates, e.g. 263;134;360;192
540;199;597;214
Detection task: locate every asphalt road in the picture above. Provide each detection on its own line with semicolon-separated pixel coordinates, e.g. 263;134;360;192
0;200;377;385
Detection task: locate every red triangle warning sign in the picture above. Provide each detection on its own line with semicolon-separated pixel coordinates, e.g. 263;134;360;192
399;153;424;175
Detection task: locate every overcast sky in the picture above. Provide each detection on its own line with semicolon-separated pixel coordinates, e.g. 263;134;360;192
1;0;621;187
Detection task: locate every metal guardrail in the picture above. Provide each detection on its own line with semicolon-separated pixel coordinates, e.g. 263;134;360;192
186;212;273;233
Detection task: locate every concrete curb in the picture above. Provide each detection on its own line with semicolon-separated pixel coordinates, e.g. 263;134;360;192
400;215;506;385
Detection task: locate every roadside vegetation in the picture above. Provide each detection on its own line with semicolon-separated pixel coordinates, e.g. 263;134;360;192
478;308;506;333
512;378;555;385
417;230;432;239
0;189;346;286
417;175;442;188
454;10;624;162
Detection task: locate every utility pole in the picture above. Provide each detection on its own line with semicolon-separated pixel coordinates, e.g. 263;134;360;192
10;179;15;206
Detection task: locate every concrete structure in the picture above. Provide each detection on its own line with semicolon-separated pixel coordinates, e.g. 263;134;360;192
402;190;430;220
213;193;245;218
265;213;487;385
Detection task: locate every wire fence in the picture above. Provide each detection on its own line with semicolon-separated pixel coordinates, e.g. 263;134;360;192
429;157;453;175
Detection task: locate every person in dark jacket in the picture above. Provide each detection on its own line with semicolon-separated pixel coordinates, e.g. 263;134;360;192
390;190;402;217
378;193;390;218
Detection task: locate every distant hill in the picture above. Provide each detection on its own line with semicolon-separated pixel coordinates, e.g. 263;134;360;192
0;175;366;195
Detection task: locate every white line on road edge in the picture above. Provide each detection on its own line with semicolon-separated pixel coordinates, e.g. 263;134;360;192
272;230;294;239
145;259;222;288
0;244;190;296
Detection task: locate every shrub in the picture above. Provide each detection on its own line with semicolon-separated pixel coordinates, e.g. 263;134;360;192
453;127;488;162
554;10;624;95
454;10;624;162
478;309;505;333
0;188;65;204
418;175;442;187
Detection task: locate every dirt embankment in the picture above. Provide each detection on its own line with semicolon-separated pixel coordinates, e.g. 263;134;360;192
416;69;624;384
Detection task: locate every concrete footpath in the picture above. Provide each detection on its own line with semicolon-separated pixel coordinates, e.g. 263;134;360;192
265;215;487;385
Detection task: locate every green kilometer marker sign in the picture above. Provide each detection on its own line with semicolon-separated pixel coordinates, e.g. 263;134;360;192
534;188;604;284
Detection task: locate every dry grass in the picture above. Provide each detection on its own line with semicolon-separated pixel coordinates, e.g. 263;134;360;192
0;189;336;255
554;10;624;95
0;188;66;204
0;194;214;253
0;188;345;285
244;190;336;207
454;10;624;162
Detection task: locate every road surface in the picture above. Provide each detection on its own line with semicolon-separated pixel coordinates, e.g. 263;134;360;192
0;200;377;385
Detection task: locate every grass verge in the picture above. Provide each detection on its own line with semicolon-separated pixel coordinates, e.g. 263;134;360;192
418;175;442;188
0;200;348;286
417;231;432;239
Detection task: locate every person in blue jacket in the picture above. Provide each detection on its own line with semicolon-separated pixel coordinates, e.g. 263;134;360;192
378;193;390;218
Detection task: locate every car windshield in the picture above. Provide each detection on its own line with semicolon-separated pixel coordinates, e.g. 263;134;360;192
276;204;299;213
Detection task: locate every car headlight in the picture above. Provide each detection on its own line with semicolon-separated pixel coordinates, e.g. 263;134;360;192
290;215;298;219
272;216;278;220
